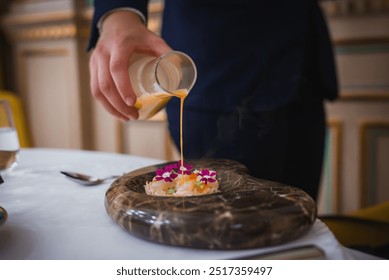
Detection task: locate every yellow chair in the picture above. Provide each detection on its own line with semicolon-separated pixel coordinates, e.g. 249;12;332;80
0;90;32;147
320;201;389;259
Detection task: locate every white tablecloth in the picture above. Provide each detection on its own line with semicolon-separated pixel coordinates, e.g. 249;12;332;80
0;148;379;260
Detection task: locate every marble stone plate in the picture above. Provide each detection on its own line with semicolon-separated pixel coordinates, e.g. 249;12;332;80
105;159;317;250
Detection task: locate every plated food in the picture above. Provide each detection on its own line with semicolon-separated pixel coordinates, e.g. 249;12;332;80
145;161;219;196
105;159;317;249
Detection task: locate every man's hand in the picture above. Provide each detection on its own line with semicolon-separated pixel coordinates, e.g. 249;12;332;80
89;10;171;121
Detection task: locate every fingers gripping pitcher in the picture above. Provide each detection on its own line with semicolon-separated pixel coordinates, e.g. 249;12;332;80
129;51;197;120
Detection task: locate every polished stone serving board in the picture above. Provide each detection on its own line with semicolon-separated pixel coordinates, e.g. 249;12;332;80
105;159;317;249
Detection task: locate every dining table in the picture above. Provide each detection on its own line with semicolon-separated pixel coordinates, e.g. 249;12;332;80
0;148;379;260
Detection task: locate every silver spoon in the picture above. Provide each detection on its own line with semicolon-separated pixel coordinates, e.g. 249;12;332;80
60;171;120;186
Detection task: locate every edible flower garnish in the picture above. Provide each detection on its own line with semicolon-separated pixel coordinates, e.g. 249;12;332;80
154;161;217;184
198;169;217;185
146;161;219;197
174;160;193;175
154;164;178;182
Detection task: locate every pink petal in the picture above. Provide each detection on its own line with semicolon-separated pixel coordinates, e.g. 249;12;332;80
155;168;165;176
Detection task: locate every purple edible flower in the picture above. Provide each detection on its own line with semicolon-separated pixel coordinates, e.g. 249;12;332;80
198;169;217;185
154;165;178;182
175;160;193;175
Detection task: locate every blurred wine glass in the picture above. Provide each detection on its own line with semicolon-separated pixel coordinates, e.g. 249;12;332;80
0;99;20;173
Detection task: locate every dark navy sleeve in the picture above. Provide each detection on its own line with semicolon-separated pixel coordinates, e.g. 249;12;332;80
87;0;149;51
